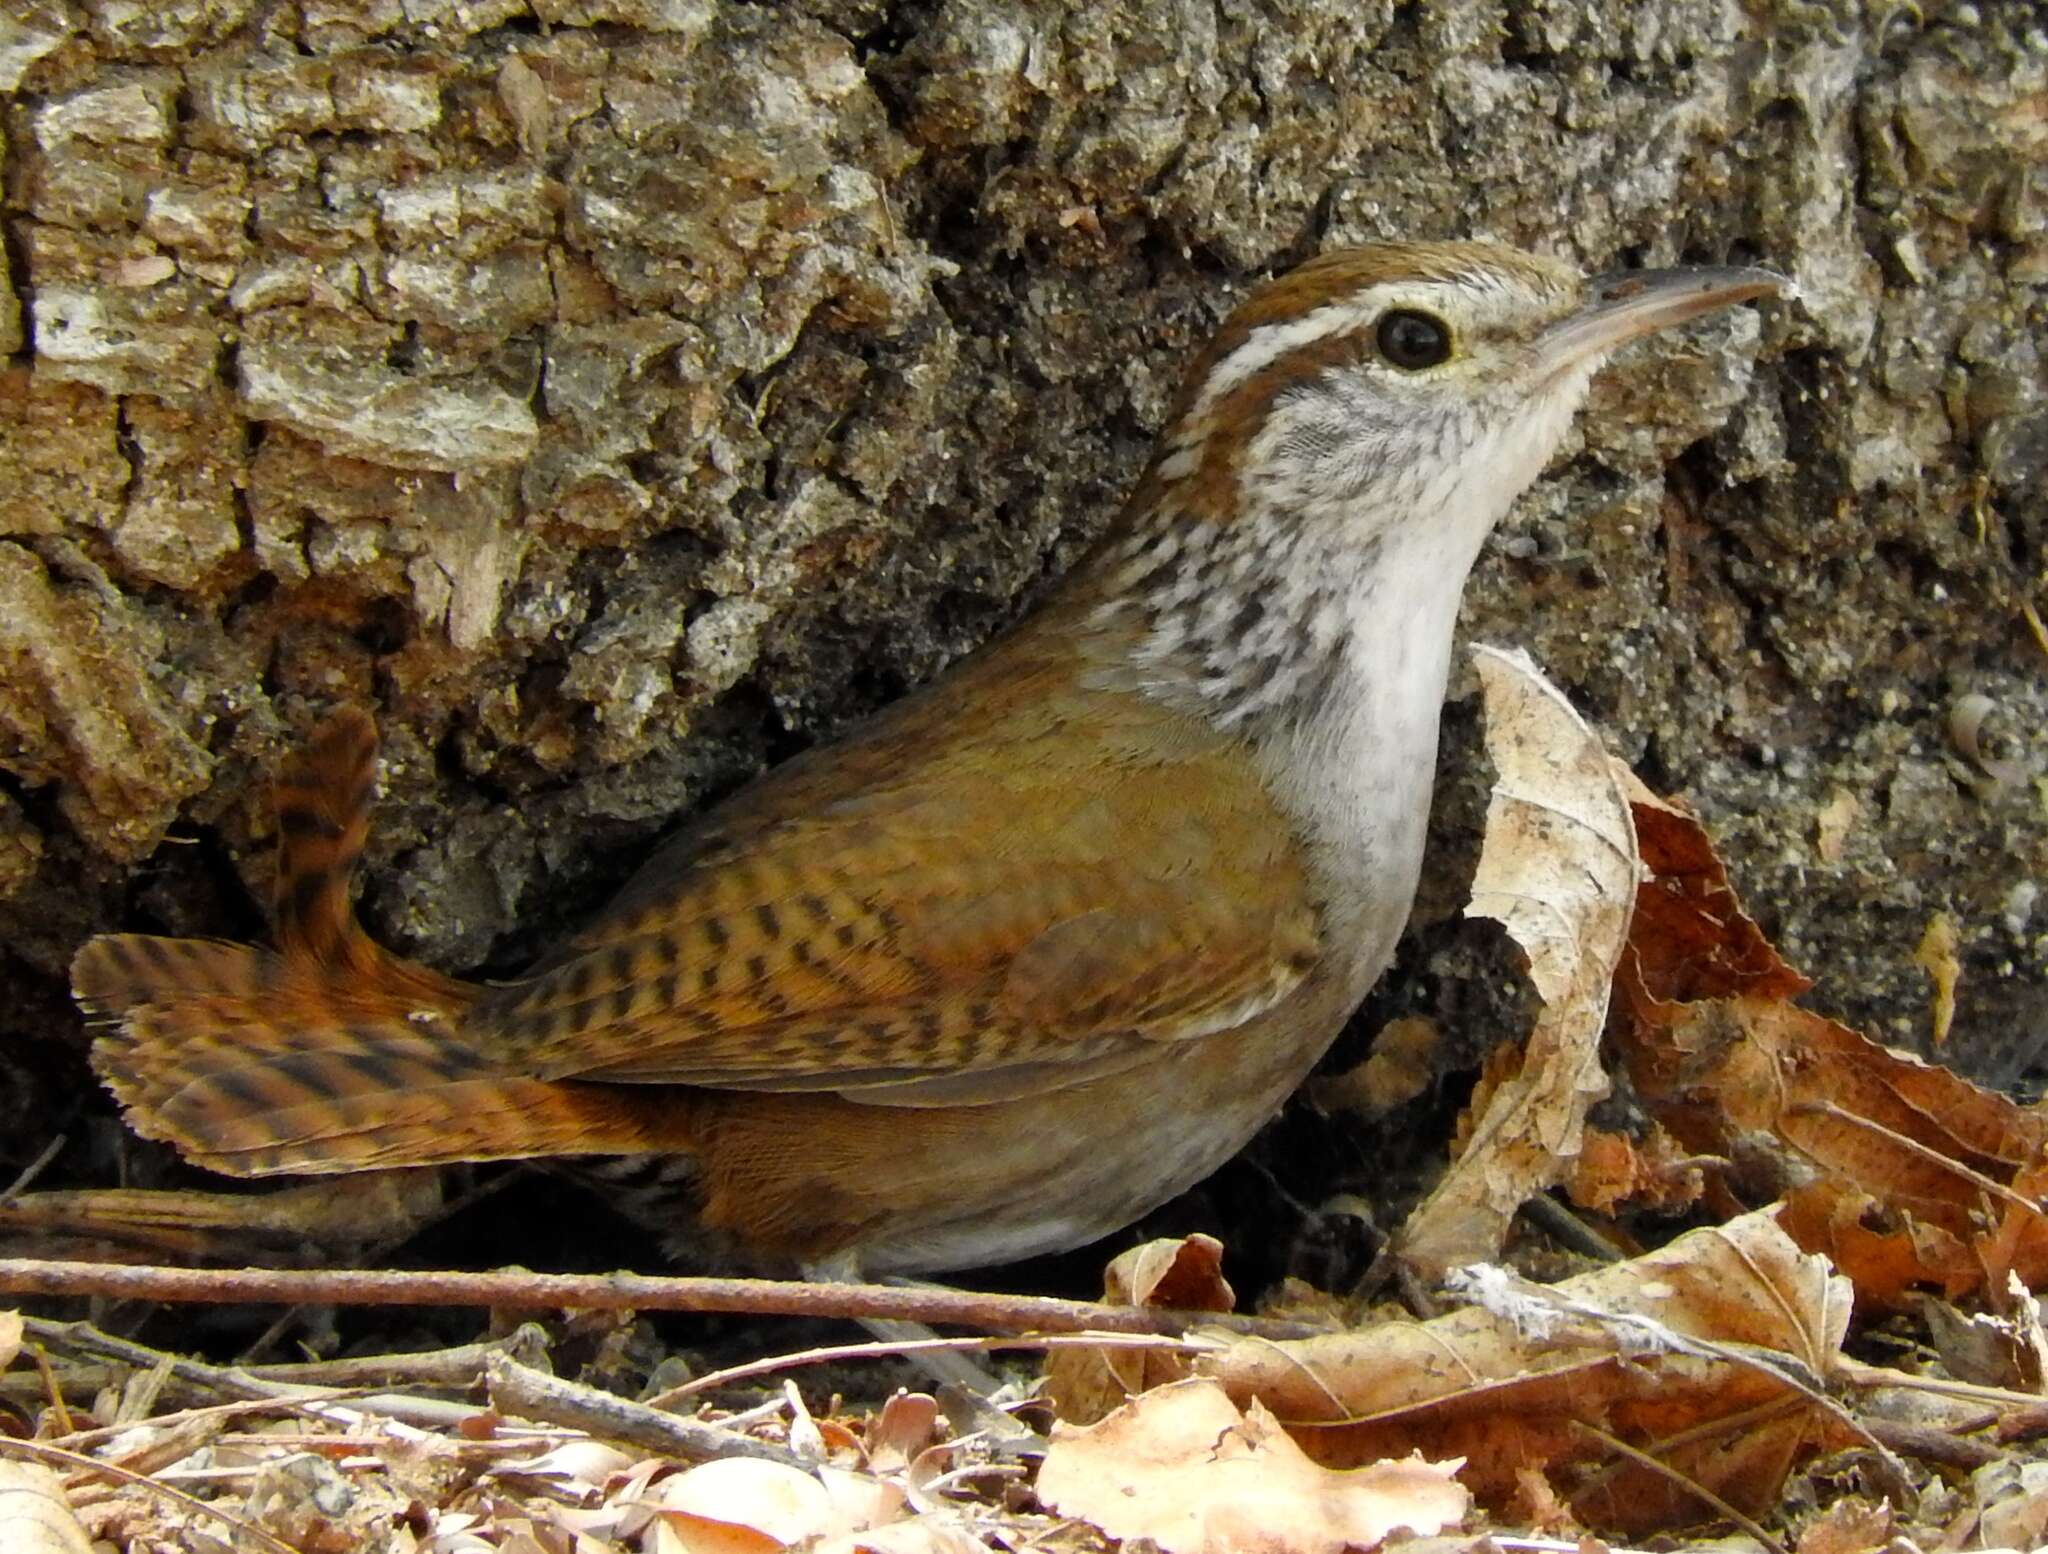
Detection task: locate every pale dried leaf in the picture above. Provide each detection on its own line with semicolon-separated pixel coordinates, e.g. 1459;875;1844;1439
1792;1497;1891;1554
0;1463;93;1554
1037;1378;1468;1554
1974;1458;2048;1551
1043;1235;1230;1422
0;1309;18;1369
419;1523;501;1554
1398;645;1632;1275
867;1392;941;1472
784;1380;828;1462
818;1464;907;1533
492;1438;636;1490
1194;1209;1855;1529
650;1458;838;1551
1912;911;1960;1047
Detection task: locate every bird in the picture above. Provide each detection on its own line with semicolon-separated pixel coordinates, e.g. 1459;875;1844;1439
70;242;1782;1279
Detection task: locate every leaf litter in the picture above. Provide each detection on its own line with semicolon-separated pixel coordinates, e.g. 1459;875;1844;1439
11;647;2048;1551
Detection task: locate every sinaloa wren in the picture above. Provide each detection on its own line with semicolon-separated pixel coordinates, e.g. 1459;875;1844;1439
74;242;1781;1276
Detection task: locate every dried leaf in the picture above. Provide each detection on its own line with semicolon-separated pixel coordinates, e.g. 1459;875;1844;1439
492;1438;636;1490
1194;1209;1856;1533
1913;911;1960;1047
1397;646;1631;1276
1563;1124;1703;1216
816;1515;995;1554
1974;1458;2048;1551
1311;1016;1439;1117
1043;1235;1229;1422
0;1463;93;1554
1616;794;2048;1308
1623;790;1807;1009
1793;1497;1891;1554
650;1459;835;1551
1037;1378;1468;1554
0;1308;18;1369
867;1392;941;1473
1777;1180;1978;1307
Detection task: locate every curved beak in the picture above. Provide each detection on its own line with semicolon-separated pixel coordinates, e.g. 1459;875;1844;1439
1537;264;1789;379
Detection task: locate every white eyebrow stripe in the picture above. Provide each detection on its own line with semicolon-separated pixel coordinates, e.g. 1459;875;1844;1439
1189;295;1385;422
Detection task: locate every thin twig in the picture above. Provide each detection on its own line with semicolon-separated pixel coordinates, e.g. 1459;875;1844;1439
0;1258;1316;1338
1860;1415;1999;1470
53;1393;371;1454
1517;1193;1628;1262
0;1436;300;1554
1835;1354;2048;1409
24;1317;289;1402
1789;1098;2044;1217
240;1323;553;1390
651;1330;1196;1407
1573;1421;1788;1554
21;1318;571;1434
0;1134;66;1205
234;1167;530;1365
484;1354;805;1467
25;1344;74;1435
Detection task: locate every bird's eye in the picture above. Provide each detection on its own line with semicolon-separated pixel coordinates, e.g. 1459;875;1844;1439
1375;310;1453;371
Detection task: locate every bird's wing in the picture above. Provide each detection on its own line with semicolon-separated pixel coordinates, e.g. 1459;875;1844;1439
474;631;1323;1105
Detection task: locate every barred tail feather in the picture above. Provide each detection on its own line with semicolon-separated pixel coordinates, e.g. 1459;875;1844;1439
74;712;693;1177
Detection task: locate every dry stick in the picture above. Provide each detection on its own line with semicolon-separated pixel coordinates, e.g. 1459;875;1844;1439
0;1134;66;1205
236;1166;532;1366
53;1391;386;1455
22;1318;575;1435
2021;596;2048;664
650;1330;1194;1408
0;1436;299;1554
1860;1415;1999;1471
1788;1099;2043;1218
25;1343;76;1435
0;1258;1317;1339
25;1316;289;1402
31;1314;552;1401
1572;1421;1788;1554
243;1324;553;1390
483;1353;806;1468
1517;1193;1628;1262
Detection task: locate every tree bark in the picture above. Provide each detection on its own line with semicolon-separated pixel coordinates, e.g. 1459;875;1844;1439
3;0;2044;1161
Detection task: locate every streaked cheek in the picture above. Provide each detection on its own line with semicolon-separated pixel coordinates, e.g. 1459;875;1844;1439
1262;383;1404;507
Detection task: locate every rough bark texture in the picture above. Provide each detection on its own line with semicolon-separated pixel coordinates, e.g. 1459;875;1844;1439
2;0;2045;1182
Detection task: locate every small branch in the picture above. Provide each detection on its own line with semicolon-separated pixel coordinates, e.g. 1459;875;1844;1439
1573;1421;1788;1554
0;1258;1317;1339
239;1324;553;1391
1789;1099;2043;1218
25;1317;292;1403
1859;1416;1999;1470
0;1135;66;1205
651;1330;1193;1407
484;1354;804;1467
0;1437;299;1554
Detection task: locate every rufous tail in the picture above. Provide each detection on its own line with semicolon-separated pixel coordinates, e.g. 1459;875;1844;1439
74;710;688;1177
